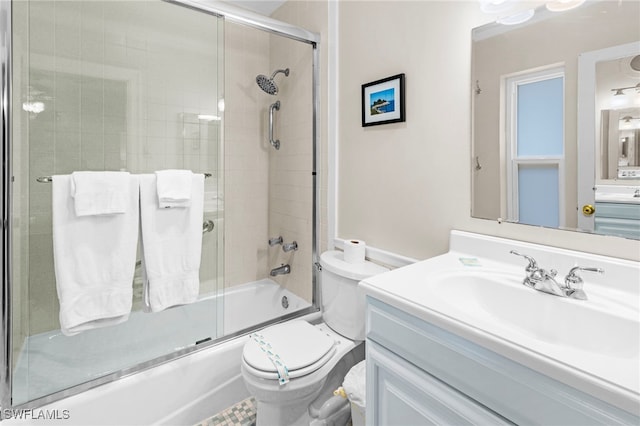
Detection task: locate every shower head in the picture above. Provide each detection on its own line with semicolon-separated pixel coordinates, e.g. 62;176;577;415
256;68;290;95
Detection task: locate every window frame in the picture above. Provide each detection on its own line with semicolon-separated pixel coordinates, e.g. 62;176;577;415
505;67;566;227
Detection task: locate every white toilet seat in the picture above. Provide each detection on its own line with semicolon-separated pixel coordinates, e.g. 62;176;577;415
243;320;337;381
243;345;337;380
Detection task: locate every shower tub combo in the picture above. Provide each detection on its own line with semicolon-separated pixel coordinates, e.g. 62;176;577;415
8;281;317;425
0;0;321;420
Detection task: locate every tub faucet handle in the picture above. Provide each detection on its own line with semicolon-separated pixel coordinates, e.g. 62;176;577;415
282;241;298;252
269;236;283;247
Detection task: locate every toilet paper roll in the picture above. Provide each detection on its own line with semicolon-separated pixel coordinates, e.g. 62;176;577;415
344;239;366;264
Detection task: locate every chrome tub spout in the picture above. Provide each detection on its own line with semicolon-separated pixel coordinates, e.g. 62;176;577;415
270;264;291;276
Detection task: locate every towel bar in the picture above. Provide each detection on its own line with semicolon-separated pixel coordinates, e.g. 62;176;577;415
134;219;215;269
37;173;212;183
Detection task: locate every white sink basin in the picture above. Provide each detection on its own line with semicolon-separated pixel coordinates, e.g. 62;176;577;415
429;271;639;359
360;231;640;414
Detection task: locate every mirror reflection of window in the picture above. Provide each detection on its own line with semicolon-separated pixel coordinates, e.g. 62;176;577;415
505;68;565;228
471;0;640;239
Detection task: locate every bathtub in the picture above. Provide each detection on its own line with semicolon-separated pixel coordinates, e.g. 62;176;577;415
6;279;318;425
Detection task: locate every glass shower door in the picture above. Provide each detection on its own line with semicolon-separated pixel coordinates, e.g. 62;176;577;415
10;0;224;405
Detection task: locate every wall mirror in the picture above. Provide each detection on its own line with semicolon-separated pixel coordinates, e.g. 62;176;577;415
471;1;640;240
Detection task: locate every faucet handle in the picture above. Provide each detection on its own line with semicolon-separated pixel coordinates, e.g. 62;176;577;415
510;250;538;272
564;266;604;290
269;236;283;247
282;241;298;252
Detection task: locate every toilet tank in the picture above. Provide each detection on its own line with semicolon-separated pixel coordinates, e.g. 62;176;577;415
319;251;389;341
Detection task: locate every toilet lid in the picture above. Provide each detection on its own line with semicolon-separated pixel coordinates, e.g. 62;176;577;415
243;321;335;378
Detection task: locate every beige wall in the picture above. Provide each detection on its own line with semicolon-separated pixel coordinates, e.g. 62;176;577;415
337;0;640;262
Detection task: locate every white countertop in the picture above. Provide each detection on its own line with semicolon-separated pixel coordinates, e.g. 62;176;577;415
595;185;640;204
360;231;640;415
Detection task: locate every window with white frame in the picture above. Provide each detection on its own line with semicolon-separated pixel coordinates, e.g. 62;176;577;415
505;67;565;228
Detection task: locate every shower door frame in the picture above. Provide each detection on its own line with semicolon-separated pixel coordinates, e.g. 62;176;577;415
1;0;13;413
0;0;321;411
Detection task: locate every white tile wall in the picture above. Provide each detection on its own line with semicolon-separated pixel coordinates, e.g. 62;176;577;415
18;0;223;334
223;22;272;288
16;0;324;335
223;15;318;307
267;1;327;304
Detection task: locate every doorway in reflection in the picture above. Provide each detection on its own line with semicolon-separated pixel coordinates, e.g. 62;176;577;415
505;68;565;228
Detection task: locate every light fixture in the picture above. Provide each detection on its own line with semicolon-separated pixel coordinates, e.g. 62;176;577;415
620;116;640;130
479;0;513;14
197;114;221;121
22;101;45;114
478;0;535;26
610;83;640;108
546;0;586;12
497;9;535;25
611;83;640;96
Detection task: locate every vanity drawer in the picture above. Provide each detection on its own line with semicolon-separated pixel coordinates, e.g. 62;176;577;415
366;297;638;425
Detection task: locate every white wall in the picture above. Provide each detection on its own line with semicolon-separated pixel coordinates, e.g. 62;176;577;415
337;0;640;262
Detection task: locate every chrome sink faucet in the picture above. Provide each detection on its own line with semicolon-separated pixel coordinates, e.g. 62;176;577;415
510;251;604;300
563;266;604;300
510;250;564;296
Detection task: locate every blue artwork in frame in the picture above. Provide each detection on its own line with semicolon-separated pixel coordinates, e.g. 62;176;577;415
362;73;405;127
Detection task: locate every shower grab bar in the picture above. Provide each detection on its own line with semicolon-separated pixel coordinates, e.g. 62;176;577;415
36;173;213;183
269;100;281;150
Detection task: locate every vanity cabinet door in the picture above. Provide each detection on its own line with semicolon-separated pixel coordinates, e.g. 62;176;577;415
366;297;639;425
366;340;513;426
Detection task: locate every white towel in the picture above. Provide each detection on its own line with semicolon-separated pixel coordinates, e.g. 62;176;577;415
52;174;139;336
139;173;204;312
71;171;131;216
155;170;193;208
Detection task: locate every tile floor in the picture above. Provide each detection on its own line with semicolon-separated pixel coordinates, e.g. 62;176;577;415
196;397;257;426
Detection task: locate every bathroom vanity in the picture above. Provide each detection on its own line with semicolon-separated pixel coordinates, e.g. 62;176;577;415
360;231;640;425
594;186;640;240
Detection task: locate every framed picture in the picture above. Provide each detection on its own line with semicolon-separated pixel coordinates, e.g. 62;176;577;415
362;73;405;127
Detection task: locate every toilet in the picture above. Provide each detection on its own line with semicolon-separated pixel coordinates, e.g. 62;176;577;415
241;250;389;426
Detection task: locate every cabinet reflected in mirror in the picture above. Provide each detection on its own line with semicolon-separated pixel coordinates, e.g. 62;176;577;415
471;1;640;239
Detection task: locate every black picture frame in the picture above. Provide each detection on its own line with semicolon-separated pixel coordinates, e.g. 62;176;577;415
362;73;405;127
